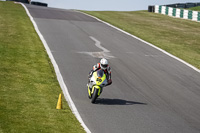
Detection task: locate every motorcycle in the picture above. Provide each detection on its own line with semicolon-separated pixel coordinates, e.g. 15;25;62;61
87;69;108;103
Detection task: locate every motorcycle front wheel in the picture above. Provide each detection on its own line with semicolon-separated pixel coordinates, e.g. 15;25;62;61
91;88;98;103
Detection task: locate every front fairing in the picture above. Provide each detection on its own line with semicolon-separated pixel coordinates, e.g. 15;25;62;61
90;69;107;87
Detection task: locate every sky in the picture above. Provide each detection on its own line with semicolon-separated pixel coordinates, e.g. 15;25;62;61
34;0;200;11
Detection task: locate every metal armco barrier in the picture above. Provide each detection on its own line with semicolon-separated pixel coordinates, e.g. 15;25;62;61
155;5;200;22
31;1;48;7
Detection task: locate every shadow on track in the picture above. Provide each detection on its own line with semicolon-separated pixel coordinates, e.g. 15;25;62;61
95;98;147;105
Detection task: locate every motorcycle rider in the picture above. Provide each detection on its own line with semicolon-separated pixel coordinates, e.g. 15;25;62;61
88;58;112;89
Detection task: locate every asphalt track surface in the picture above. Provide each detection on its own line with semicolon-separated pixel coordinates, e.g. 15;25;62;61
25;4;200;133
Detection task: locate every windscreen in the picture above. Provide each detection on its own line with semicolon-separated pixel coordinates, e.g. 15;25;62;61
97;69;104;78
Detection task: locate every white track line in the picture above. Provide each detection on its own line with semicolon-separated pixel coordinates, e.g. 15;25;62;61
77;36;115;59
79;11;200;73
90;36;110;52
19;3;91;133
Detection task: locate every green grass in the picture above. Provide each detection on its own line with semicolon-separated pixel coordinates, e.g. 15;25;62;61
82;10;200;69
188;6;200;11
0;2;85;133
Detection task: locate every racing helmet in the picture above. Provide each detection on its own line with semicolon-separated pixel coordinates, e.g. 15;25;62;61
100;58;108;70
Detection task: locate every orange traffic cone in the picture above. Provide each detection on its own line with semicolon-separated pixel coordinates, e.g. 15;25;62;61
56;93;62;109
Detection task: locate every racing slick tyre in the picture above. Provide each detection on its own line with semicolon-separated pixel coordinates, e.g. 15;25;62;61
91;88;98;103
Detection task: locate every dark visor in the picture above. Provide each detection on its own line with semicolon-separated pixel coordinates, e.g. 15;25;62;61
101;64;108;68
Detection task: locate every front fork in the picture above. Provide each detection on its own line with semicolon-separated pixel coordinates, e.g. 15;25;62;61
88;85;92;97
88;85;102;97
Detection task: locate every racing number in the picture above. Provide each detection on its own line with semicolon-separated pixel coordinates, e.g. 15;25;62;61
97;78;102;82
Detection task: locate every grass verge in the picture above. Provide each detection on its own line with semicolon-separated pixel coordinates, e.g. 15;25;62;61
0;2;85;133
188;6;200;11
82;10;200;69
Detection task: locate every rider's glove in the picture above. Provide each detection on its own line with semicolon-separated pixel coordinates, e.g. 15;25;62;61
88;70;93;78
89;71;92;76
